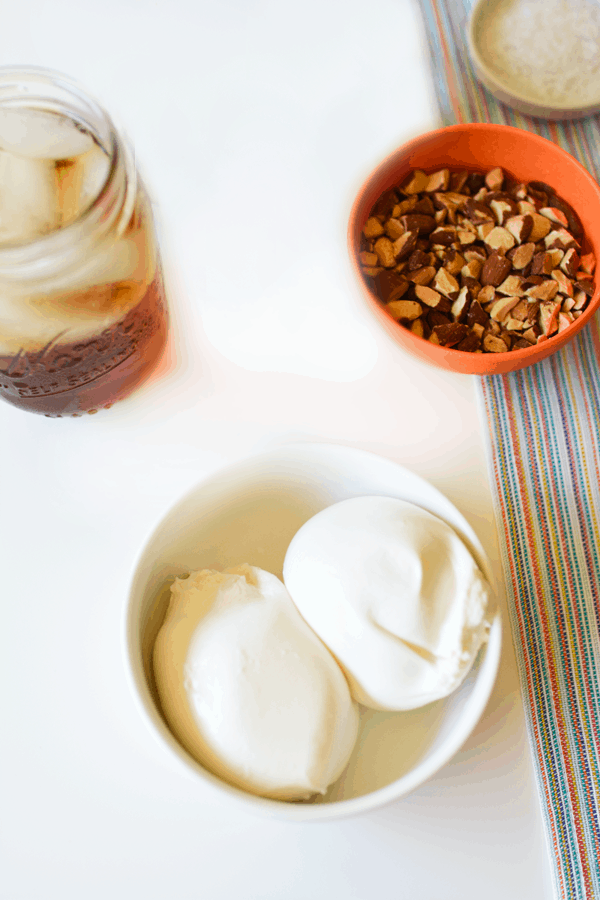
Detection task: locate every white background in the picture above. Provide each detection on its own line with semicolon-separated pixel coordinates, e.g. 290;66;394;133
0;1;554;897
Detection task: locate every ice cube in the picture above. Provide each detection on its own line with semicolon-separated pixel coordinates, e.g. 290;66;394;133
0;149;59;243
73;145;109;216
54;143;110;226
0;108;94;160
54;157;84;227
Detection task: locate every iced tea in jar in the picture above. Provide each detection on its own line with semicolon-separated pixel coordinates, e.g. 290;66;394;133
0;68;168;416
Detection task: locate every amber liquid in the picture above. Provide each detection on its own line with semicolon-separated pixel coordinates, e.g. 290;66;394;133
0;106;169;417
0;272;168;416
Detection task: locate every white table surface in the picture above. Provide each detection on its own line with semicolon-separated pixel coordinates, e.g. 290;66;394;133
0;1;556;897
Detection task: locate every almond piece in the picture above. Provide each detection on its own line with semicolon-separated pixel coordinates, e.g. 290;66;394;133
539;207;569;227
463;247;487;263
452;171;471;192
548;249;564;268
539;299;561;335
373;270;409;302
429;226;456;246
484;226;515;253
485;167;504;191
528;214;552;243
408;266;437;285
497;275;524;296
580;252;596;274
387;299;422;321
525;300;541;323
551;269;573;297
575;279;595;296
465;198;494;222
414;284;444;308
433;267;460;297
384;218;405;240
362;266;383;277
403;170;429;194
410;318;426;338
483;333;509;352
393;197;418;217
558;312;574;332
527;191;545;209
413;196;435;216
359;251;379;266
392;231;417;261
518;200;537;216
526;280;559;301
400;214;436;236
509;242;535;270
408;249;433;271
463;277;482;299
477;222;495;241
467;300;489;327
477;284;496;304
443;249;466;276
510;300;530;321
457;230;477;245
560;247;580;278
433;322;469;346
374;237;396;268
504;316;527;331
545;228;578;251
363;217;384;239
456;331;482;352
531;251;556;276
433;191;470;212
505;215;533;244
451;286;471;322
428;310;451;328
573;269;592;283
461;259;483;280
425;169;450;192
490;297;519;321
490;198;516;225
481;252;512;286
371;189;400;218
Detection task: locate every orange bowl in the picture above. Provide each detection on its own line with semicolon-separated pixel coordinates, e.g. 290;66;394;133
348;123;600;375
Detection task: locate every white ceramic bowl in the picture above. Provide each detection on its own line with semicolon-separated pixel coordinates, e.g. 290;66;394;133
125;443;502;820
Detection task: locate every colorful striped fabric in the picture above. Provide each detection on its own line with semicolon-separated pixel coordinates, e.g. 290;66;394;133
418;1;600;898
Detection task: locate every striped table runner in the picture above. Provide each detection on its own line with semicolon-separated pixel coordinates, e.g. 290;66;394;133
419;2;600;897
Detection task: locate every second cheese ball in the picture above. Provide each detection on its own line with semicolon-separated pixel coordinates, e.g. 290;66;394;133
153;564;359;801
283;496;494;711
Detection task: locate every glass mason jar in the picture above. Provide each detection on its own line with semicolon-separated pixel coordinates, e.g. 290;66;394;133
0;67;168;417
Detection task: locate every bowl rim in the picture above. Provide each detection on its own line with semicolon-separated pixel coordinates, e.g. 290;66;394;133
123;442;503;821
348;122;600;374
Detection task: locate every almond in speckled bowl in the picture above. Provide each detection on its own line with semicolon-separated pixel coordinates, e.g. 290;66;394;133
348;123;600;375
